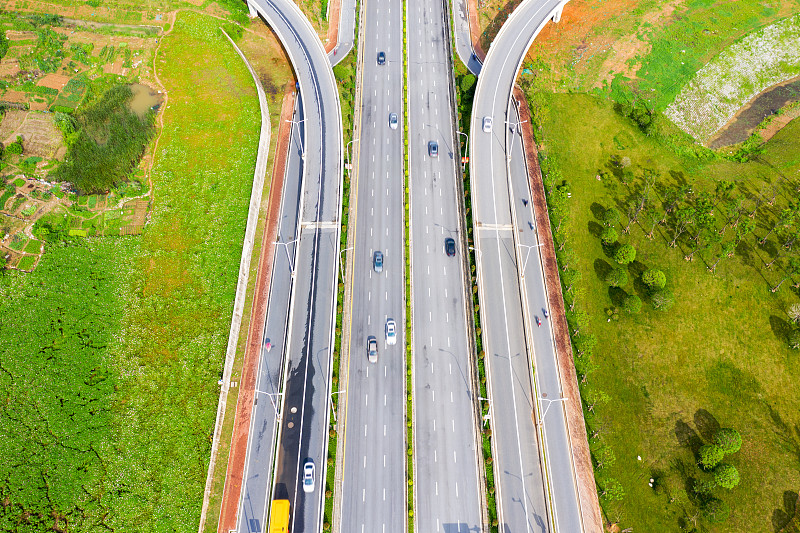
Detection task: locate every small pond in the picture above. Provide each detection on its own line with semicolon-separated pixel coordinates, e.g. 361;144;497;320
128;83;163;118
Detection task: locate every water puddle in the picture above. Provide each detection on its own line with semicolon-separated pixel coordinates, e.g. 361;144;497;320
710;77;800;149
128;83;163;118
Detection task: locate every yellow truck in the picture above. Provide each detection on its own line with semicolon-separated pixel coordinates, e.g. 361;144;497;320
268;500;290;533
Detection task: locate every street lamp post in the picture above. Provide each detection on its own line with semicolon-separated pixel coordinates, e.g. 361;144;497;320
346;138;359;171
286;118;307;160
456;131;468;172
255;390;284;419
504;119;527;161
517;242;544;277
537;396;567;425
274;236;299;273
330;390;346;423
339;246;353;282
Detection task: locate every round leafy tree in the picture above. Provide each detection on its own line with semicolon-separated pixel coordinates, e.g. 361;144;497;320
623;294;642;314
606;267;628;287
714;428;742;455
602;207;620;227
642;269;666;290
698;443;723;470
714;463;740;489
600;226;619;245
614;244;636;265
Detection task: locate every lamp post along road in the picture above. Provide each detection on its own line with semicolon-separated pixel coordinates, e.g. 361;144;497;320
286;118;307;160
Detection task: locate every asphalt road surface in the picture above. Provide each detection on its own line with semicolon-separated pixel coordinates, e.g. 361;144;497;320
247;0;343;531
406;0;484;531
470;0;583;531
235;101;304;533
337;0;407;529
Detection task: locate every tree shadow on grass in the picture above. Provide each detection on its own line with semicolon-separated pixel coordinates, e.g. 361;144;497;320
772;490;800;532
594;258;612;283
675;419;703;454
694;409;720;443
770;315;793;347
590;202;605;220
588;220;603;239
608;286;628;307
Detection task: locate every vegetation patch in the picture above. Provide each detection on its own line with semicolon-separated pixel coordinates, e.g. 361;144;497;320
665;13;800;143
528;88;800;532
55;84;156;193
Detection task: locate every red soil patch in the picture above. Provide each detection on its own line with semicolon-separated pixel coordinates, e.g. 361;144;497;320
325;0;341;53
216;82;295;533
37;73;71;90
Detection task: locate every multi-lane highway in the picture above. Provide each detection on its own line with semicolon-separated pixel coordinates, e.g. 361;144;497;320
406;0;484;530
470;0;587;531
337;0;407;529
238;1;343;532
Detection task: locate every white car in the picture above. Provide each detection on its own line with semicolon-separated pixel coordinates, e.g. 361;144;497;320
389;113;398;130
385;318;397;345
303;460;315;493
483;116;492;133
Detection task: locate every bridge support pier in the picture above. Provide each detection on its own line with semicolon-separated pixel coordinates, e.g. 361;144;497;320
247;1;258;18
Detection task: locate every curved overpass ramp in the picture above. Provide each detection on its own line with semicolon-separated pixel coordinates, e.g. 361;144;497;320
470;0;602;531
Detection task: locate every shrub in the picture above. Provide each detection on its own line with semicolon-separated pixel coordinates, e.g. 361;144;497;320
693;477;716;494
789;329;800;350
651;288;674;311
698;443;724;470
606;267;628;287
622;294;642;314
714;428;742;455
701;498;731;523
714;463;740;489
602;207;620;227
614;244;636;264
600;226;618;245
642;269;666;290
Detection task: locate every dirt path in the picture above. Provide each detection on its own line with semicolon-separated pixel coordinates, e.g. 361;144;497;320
325;0;342;53
216;82;296;533
514;86;604;533
468;0;487;60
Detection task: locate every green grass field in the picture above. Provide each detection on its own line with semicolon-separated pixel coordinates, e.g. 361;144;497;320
532;90;800;532
0;9;261;532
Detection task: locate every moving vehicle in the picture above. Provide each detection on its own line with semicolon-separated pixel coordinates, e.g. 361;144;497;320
302;460;315;493
483;116;493;133
536;316;542;327
389;113;398;129
373;250;383;273
377;51;386;65
269;500;290;533
367;336;378;363
543;309;549;319
385;318;397;345
444;237;456;257
428;140;438;157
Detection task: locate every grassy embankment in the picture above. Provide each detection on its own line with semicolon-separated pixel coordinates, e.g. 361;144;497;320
519;1;800;531
0;10;261;532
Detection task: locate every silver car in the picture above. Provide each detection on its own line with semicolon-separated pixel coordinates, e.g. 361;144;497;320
367;336;378;363
385;318;397;345
483;116;492;133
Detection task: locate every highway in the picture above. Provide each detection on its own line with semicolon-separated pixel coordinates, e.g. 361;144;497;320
337;0;407;529
235;101;304;533
469;0;586;531
406;0;484;530
242;0;343;532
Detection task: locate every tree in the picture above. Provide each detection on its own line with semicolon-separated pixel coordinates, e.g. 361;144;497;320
642;269;666;290
602;207;620;228
714;464;740;489
622;294;642;314
643;207;662;239
599;478;625;502
771;257;800;293
561;268;581;293
698;444;724;469
709;241;736;272
651;288;674;311
701;498;731;523
714;428;742;455
606;267;628;287
760;207;795;245
600;226;618;245
574;333;597;356
670;206;695;247
790;329;800;350
693;477;716;494
614;244;636;265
